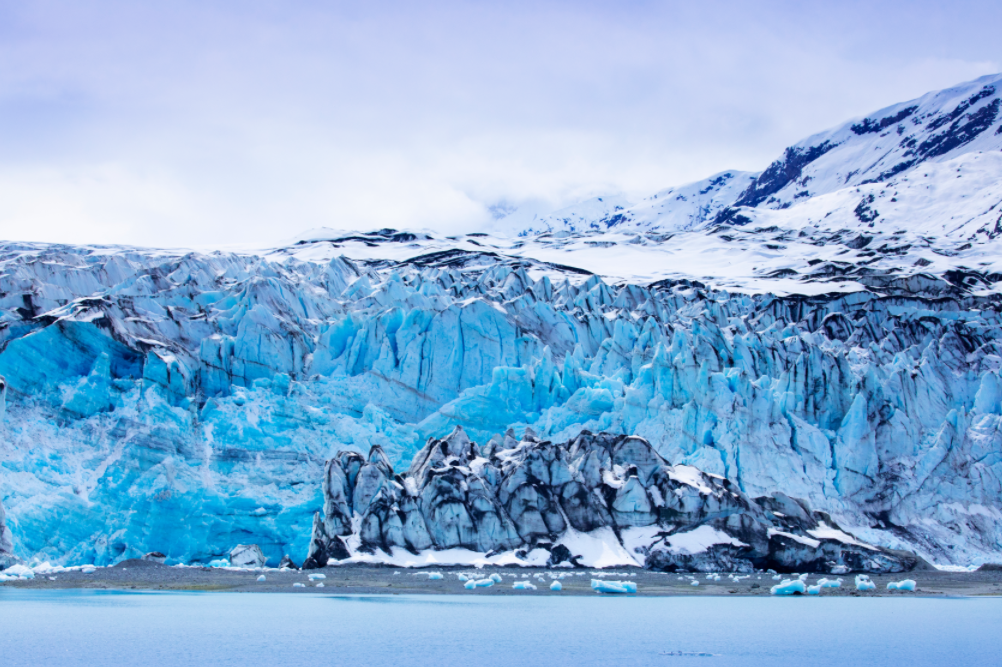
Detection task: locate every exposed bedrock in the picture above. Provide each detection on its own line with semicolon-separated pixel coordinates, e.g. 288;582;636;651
304;428;922;573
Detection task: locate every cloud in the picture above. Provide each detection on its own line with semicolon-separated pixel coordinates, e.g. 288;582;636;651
0;0;998;246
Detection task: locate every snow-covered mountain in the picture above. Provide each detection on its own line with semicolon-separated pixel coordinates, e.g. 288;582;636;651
1;74;1002;571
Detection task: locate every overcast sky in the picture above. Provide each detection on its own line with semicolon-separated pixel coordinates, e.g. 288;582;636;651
0;0;999;248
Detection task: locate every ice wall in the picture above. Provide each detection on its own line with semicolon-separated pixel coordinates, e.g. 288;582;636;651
0;242;1000;566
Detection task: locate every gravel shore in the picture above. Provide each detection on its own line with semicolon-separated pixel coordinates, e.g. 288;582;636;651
4;560;1002;597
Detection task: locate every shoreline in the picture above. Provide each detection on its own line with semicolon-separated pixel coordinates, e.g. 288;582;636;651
3;560;1001;597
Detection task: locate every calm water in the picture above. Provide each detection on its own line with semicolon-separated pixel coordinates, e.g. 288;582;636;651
0;590;999;666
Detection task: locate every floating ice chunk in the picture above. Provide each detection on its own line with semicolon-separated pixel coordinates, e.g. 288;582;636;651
464;580;477;590
855;575;876;591
307;573;326;581
256;575;266;582
591;579;637;594
887;579;916;591
818;578;842;588
293;582;306;588
427;572;444;580
489;573;502;583
512;581;537;590
457;574;469;582
770;579;807;595
550;581;562;591
807;585;822;595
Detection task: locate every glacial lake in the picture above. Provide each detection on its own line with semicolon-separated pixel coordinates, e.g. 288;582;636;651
1;590;999;666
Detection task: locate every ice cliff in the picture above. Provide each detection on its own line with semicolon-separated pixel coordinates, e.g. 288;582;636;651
305;428;921;573
1;73;1002;569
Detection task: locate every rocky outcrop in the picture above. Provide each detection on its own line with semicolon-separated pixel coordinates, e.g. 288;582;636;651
305;428;921;573
0;497;18;570
229;544;267;568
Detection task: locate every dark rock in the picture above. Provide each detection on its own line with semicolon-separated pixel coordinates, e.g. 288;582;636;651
142;551;167;564
306;429;922;573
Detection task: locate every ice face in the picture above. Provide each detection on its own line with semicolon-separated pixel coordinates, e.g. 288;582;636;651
0;237;1000;569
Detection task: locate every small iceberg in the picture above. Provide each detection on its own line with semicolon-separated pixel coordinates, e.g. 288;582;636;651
464;580;477;590
807;585;822;595
427;572;444;580
690;580;699;586
550;581;562;591
293;582;306;588
208;559;230;568
5;564;34;579
512;581;537;590
855;575;877;591
591;579;637;594
887;579;916;591
307;573;326;581
489;573;502;583
256;575;266;582
457;574;469;582
770;579;807;595
818;578;842;588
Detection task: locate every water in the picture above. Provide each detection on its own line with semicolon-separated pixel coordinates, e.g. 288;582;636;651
0;590;999;666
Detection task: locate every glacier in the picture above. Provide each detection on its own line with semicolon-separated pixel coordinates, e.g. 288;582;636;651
1;73;1002;569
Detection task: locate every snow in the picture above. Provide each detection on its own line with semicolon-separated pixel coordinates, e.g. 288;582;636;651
767;530;821;549
556;528;643;568
807;523;878;551
664;526;748;555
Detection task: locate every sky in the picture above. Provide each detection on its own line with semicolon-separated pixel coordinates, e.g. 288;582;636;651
0;0;1000;248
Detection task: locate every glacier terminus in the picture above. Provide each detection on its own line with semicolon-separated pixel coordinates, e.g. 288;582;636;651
2;74;1002;572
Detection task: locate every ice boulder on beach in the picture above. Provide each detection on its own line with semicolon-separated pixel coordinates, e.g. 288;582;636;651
256;575;266;582
807;585;822;595
307;573;326;581
489;573;502;583
293;582;305;588
513;580;537;590
550;581;562;591
474;578;495;588
427;572;443;580
818;578;842;588
4;563;34;579
464;580;477;590
229;544;267;568
591;579;637;594
855;575;877;591
887;579;916;591
770;579;807;595
208;559;230;568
